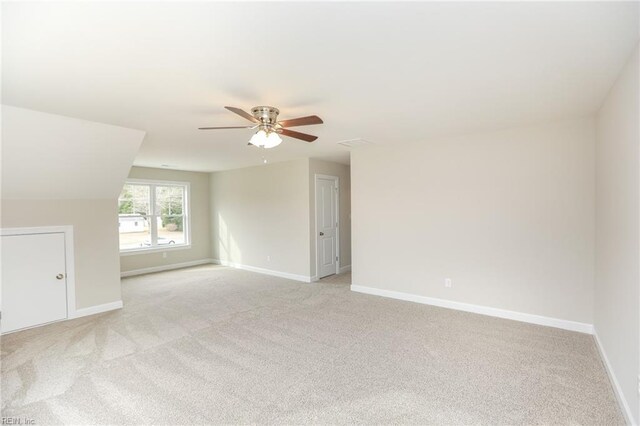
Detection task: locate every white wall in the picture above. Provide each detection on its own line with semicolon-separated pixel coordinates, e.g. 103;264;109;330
352;118;596;325
1;106;144;199
120;167;211;274
309;159;351;278
210;159;311;279
595;45;639;425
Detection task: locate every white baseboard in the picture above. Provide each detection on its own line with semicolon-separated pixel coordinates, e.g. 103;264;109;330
1;300;124;335
212;259;312;283
71;300;123;319
311;265;351;282
339;264;352;274
121;258;215;278
593;329;637;426
350;285;593;334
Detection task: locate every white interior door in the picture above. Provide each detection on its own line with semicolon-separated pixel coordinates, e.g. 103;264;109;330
1;232;68;333
316;176;338;279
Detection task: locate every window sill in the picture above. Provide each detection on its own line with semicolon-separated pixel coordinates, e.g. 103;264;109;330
120;244;192;257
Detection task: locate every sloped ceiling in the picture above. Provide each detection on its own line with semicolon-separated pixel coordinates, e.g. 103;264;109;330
2;2;639;171
1;106;145;199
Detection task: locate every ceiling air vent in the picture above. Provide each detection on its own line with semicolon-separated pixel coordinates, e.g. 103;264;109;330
337;138;372;148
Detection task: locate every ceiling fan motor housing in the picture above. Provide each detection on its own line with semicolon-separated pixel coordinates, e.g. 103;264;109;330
251;106;280;126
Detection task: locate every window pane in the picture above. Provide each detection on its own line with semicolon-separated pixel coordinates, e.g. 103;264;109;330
119;184;152;250
158;216;186;245
118;215;151;250
119;184;150;215
118;182;188;251
156;186;184;216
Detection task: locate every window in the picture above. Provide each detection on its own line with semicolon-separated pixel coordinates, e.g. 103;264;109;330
118;180;190;253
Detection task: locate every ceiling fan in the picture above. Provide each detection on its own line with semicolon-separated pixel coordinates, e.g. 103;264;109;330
199;106;323;149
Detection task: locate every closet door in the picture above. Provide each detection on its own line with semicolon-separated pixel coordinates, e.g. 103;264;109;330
1;232;68;333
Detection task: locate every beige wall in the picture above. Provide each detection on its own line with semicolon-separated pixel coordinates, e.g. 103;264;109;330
595;45;639;424
1;199;122;309
1;108;143;311
119;167;211;274
352;118;596;324
210;159;311;278
309;159;351;278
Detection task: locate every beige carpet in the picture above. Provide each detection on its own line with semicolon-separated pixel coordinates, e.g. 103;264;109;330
1;265;623;425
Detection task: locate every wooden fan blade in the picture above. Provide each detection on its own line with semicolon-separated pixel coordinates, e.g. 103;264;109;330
279;128;318;142
278;115;323;128
198;126;254;130
225;106;259;123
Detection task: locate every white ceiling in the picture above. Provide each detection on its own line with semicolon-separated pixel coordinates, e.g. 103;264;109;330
2;1;638;172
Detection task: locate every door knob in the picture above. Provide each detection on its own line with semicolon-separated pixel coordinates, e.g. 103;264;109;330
319;232;324;236
56;273;64;280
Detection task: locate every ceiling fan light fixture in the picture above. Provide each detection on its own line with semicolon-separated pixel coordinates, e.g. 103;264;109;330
200;105;321;145
249;129;282;149
265;131;282;148
249;130;266;146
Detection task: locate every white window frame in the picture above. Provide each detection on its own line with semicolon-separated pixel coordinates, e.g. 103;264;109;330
119;178;191;256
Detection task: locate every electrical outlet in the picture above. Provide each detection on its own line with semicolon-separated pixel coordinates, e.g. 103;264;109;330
267;255;271;262
162;252;167;259
445;278;452;288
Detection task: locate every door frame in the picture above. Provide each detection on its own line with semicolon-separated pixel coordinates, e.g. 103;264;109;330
315;174;340;280
1;225;76;325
